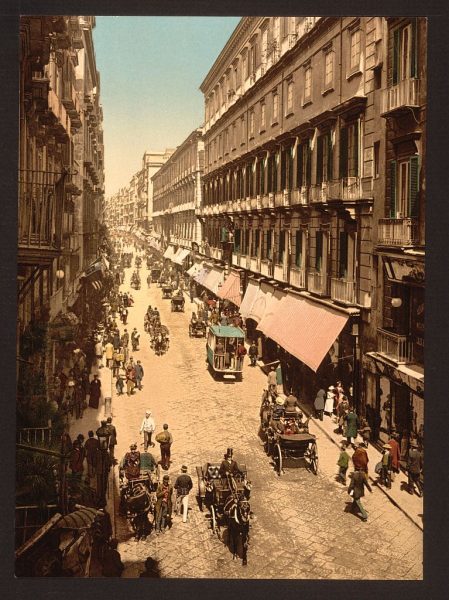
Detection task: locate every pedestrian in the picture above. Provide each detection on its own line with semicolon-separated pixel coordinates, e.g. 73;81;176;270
284;390;300;414
106;416;117;463
101;539;124;577
121;329;129;349
156;423;173;470
154;474;173;534
131;328;140;351
236;341;247;370
336;441;350;485
95;338;104;368
112;330;121;352
358;415;372;448
267;366;277;395
174;465;193;523
140;410;156;450
70;439;84;479
115;373;124;395
89;373;101;409
348;468;373;522
314;388;326;421
406;440;423;497
125;362;136;396
248;341;258;366
352;441;369;474
134;360;144;390
84;430;100;479
379;443;392;488
337;396;350;434
324;386;335;417
344;406;359;447
387;431;401;481
104;340;114;369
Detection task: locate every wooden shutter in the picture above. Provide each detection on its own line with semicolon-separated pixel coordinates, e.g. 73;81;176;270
389;160;397;218
306;142;312;185
316;231;322;270
296;230;302;267
408;155;419;217
393;28;400;85
327;132;333;181
339;231;348;278
296;143;304;187
317;136;323;183
354;120;359;176
339;126;348;179
410;18;418;78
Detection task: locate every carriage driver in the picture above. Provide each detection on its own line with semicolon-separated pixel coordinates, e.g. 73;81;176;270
219;448;242;478
120;443;141;481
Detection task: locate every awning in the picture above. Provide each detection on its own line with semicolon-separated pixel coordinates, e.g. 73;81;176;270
257;286;287;334
172;248;190;265
194;266;211;286
84;258;103;278
163;245;176;260
247;281;272;323
202;265;224;294
56;507;102;530
187;262;203;277
259;293;349;372
217;270;242;307
239;279;260;319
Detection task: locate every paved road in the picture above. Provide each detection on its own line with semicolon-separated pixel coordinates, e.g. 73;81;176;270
75;257;423;579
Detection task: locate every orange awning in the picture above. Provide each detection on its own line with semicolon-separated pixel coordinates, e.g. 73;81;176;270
217;270;242;306
258;292;349;372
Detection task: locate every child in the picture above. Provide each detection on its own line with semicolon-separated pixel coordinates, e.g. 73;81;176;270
337;442;350;484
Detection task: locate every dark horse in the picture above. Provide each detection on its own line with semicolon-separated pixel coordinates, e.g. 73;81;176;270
224;493;251;566
119;481;154;540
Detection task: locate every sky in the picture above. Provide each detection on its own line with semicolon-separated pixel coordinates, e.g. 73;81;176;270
93;17;241;197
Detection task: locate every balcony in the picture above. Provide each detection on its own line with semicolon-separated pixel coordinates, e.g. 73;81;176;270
289;267;306;289
382;78;420;116
307;271;329;296
47;89;70;138
291;186;309;206
328;177;366;201
310;183;328;203
250;197;258;210
18;170;59;251
377;328;413;364
377;218;419;247
274;263;288;282
232;200;241;212
331;278;356;304
261;259;273;277
250;257;261;273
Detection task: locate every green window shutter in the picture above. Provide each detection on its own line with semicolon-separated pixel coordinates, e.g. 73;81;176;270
339;126;348;179
409;155;419;217
393;28;400;85
389;160;397;218
327;132;333;181
411;19;418;78
296;143;304;187
317;136;323;183
306;142;312;185
339;231;348;278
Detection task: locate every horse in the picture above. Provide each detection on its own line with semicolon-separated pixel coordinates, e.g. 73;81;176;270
153;331;167;355
120;481;154;540
224;493;251;566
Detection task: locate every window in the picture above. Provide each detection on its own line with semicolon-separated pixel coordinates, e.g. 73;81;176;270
374;141;380;178
260;101;266;130
249;110;255;138
350;29;361;71
339;120;360;179
241;115;246;145
296;140;312;187
272;92;279;123
261;28;268;63
304;66;312;103
242;51;247;82
252;228;260;257
316;231;323;271
266;230;272;260
286;80;294;114
389;156;419;218
392;22;417;84
295;230;304;268
278;229;286;264
232;122;236;150
317;132;333;183
324;50;334;90
234;228;241;253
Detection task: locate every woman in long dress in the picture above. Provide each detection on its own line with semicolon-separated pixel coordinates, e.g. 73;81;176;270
324;385;335;417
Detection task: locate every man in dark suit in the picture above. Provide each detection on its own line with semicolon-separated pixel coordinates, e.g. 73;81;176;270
348;467;372;521
219;448;241;477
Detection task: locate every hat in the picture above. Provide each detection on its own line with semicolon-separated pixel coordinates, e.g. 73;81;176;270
163;475;170;481
275;396;284;405
130;443;137;450
328;385;335;391
410;440;419;448
181;465;188;473
226;447;233;458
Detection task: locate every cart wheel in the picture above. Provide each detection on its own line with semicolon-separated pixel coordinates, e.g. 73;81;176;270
211;504;217;533
275;443;283;476
310;443;319;475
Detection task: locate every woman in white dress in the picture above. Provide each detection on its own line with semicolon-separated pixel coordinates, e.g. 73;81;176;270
325;385;336;417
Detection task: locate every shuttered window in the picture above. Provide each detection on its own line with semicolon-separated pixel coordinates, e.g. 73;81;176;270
296;142;304;187
266;230;272;260
339;126;348;179
409;155;419;217
234;228;241;253
316;231;323;271
389;156;420;217
339;231;348;278
389;160;397;217
295;230;303;267
392;21;417;85
279;229;286;264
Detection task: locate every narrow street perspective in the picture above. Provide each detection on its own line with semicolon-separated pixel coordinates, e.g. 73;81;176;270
15;15;425;582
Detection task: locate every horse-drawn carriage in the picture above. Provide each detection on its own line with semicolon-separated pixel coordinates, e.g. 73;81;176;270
150;267;162;282
260;393;318;476
119;451;160;539
150;324;169;355
162;284;173;299
171;293;185;312
196;462;251;565
189;315;207;337
131;272;141;290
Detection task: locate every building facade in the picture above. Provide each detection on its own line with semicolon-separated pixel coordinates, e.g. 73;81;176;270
199;16;426;448
152;130;204;258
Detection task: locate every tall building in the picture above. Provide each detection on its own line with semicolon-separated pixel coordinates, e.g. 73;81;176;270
199;16;426;449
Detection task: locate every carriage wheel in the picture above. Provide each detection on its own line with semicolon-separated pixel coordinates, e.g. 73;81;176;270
210;504;217;534
310;443;319;475
275;443;283;476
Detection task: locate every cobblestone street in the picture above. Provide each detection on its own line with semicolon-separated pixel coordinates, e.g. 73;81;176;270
71;262;423;580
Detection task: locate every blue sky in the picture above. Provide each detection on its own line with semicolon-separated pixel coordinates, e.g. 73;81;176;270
93;17;241;197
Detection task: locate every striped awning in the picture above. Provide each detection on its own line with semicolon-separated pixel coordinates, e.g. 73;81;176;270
258;292;350;372
194;266;211;286
202;265;224;294
172;248;190;265
239;279;260;319
217;270;242;307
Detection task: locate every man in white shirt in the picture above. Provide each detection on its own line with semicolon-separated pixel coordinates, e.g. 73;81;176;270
140;410;155;451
